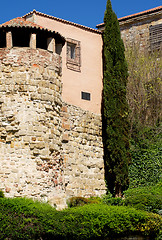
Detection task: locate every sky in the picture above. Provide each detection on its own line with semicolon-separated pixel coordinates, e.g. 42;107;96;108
0;0;161;29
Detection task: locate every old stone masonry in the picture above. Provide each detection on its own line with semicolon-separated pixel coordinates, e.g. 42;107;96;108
0;46;106;208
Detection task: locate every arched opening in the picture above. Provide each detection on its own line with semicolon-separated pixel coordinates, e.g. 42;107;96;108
12;28;30;47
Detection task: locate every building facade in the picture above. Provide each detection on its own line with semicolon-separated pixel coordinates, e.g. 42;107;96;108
97;6;162;51
0;6;161;208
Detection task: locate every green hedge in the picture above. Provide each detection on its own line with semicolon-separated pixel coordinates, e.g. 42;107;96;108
67;196;102;207
0;197;161;240
123;194;162;214
123;182;162;214
0;190;4;198
101;182;162;214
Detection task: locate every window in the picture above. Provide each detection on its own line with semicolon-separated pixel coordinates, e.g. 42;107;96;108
81;91;91;101
149;24;162;51
66;38;81;71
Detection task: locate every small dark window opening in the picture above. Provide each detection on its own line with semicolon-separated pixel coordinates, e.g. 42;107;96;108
36;31;48;50
0;30;6;48
81;91;91;101
70;44;76;59
12;28;30;47
67;43;76;59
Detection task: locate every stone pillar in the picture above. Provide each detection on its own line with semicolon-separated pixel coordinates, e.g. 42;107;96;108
30;33;36;49
47;37;55;53
6;31;12;48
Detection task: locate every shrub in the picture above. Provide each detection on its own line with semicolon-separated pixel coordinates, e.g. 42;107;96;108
67;196;102;207
102;181;162;214
123;182;162;213
123;194;162;214
0;190;4;198
67;197;90;207
46;204;162;239
124;180;162;197
102;196;123;206
0;197;161;239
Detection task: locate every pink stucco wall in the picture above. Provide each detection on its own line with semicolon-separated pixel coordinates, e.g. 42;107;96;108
25;13;103;114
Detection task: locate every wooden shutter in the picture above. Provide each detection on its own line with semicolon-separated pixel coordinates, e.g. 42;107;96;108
149;24;162;51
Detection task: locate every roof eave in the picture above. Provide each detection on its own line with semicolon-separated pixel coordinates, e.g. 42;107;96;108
96;5;162;29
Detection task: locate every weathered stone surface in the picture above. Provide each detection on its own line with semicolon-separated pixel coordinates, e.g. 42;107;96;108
120;16;162;50
61;103;106;199
0;47;106;209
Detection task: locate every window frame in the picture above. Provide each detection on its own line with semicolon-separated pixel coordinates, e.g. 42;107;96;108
81;91;91;101
66;38;81;72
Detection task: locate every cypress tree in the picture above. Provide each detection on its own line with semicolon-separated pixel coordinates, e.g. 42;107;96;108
103;0;130;197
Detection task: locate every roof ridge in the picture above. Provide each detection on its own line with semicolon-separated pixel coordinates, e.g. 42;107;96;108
23;9;102;34
0;17;45;29
119;5;162;21
0;17;65;43
96;5;162;28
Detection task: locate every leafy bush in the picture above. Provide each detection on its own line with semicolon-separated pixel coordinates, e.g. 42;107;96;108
123;194;162;214
123;182;162;214
67;196;101;207
0;190;4;198
124;180;162;197
0;197;161;240
0;197;56;240
102;181;162;214
102;196;123;206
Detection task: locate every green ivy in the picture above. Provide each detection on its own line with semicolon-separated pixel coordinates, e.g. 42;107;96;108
129;124;162;188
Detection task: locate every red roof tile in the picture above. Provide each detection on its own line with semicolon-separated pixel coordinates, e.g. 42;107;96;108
1;17;52;31
0;17;65;43
96;5;162;29
118;5;162;21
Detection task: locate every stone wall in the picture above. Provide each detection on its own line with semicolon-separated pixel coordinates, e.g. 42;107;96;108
0;47;106;208
61;103;106;199
0;47;66;208
120;14;162;49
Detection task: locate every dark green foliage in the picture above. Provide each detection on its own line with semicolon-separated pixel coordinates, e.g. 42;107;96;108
102;182;162;214
124;180;162;198
0;190;4;198
123;194;162;214
123;182;162;214
0;197;161;240
102;196;123;206
0;197;57;240
67;196;101;207
129;124;162;188
103;0;130;196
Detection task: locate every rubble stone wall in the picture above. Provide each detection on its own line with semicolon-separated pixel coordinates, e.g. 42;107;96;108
61;103;106;199
0;47;106;208
120;16;162;49
0;47;66;208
